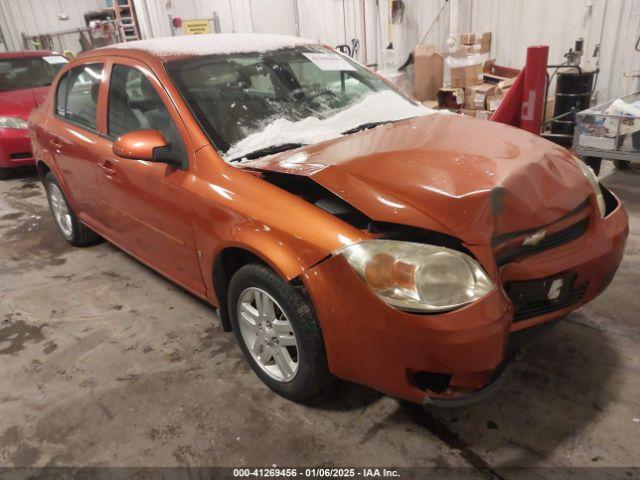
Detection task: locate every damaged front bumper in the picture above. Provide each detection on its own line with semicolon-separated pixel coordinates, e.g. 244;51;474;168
423;348;524;408
301;190;628;406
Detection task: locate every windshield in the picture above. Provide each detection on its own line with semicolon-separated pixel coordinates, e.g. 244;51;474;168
166;45;432;160
0;55;67;92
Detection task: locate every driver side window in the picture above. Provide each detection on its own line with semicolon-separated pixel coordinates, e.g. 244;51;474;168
107;64;185;157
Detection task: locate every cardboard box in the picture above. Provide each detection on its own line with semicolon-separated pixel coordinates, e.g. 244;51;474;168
460;32;491;51
450;63;483;88
461;109;492;120
483;74;516;90
484;84;511;111
487;90;504;111
483;60;520;86
458;44;481;55
436;88;464;110
413;45;444;101
460;33;476;45
479;32;491;53
464;83;496;110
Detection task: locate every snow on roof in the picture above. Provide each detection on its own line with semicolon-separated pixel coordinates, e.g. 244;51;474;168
109;33;316;57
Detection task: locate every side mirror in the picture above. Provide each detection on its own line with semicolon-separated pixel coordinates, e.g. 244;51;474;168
112;129;184;169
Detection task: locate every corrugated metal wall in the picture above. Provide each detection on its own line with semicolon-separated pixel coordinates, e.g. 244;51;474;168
468;0;640;102
1;0;638;102
0;0;103;52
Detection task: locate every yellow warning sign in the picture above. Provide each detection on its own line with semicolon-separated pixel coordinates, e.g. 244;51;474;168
184;20;211;35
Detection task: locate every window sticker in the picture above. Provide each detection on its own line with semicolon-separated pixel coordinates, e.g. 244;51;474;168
43;55;68;65
303;53;356;72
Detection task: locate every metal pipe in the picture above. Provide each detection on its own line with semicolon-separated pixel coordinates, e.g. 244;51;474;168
292;0;300;37
361;0;368;63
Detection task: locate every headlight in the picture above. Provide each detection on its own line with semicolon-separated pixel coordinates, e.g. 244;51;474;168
337;240;495;313
576;159;606;218
0;117;28;130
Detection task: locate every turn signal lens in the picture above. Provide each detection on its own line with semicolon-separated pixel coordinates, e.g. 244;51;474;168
337;240;495;313
363;253;417;291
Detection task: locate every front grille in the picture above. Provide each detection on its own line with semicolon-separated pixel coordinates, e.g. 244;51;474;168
496;218;588;266
9;152;32;160
512;282;588;323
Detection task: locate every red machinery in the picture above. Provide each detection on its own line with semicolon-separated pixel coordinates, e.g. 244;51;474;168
491;46;549;135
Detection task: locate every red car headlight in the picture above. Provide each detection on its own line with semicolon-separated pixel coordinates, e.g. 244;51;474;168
0;117;29;130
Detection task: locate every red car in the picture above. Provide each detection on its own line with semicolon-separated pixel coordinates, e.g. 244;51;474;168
0;51;68;178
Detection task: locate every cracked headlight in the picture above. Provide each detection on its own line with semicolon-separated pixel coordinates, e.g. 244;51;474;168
576;159;606;218
0;116;28;130
337;240;495;313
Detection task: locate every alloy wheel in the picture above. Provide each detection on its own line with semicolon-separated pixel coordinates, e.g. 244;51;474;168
47;183;73;239
236;287;299;382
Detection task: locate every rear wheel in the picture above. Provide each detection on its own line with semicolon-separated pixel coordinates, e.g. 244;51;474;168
43;172;99;246
228;263;333;401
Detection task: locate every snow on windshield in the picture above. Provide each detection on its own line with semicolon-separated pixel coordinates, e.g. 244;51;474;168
226;90;437;161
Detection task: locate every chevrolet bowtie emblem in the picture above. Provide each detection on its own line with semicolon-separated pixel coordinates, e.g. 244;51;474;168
523;229;546;246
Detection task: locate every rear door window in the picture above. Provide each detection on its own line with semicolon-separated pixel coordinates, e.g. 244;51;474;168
56;63;103;131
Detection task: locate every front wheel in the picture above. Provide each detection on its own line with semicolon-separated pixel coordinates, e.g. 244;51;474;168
228;263;333;402
43;171;99;246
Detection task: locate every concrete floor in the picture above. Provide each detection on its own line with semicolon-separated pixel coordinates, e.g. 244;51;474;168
0;164;639;476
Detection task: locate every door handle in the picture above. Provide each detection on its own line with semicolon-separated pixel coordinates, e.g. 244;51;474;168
98;162;117;176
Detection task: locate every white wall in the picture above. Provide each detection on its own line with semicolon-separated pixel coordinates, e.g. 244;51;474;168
468;0;640;102
133;0;453;67
0;0;103;52
2;0;638;102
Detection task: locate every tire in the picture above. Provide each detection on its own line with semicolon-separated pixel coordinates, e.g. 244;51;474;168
228;263;333;402
43;171;99;246
0;168;13;180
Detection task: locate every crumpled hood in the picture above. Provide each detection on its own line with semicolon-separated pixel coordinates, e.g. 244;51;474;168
241;114;593;245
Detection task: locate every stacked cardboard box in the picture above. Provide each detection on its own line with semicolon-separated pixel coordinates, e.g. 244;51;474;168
433;33;520;120
460;32;492;54
439;60;510;117
408;32;522;121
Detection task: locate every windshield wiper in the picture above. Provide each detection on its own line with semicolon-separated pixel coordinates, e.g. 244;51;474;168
229;143;305;163
341;120;395;135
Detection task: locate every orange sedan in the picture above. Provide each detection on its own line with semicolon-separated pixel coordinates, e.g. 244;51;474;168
29;34;628;407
